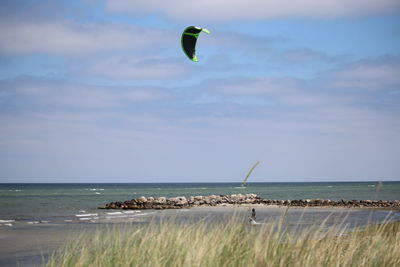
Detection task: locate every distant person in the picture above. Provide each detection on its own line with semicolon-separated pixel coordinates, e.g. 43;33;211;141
249;208;256;223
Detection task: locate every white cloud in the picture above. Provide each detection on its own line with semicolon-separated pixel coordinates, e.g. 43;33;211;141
107;0;400;21
1;57;400;181
196;77;326;108
85;56;187;80
215;77;301;95
0;20;173;55
189;57;400;109
0;77;171;110
280;49;328;63
327;60;400;90
2;98;400;182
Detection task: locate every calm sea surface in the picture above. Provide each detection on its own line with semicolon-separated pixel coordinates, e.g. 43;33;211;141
1;182;399;223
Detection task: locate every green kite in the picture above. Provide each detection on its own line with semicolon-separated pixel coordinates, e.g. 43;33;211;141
181;26;210;62
241;161;260;188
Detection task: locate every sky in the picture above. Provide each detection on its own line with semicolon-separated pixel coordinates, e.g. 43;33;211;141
0;0;399;183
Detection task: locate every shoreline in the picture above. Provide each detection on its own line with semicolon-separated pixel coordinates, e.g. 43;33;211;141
100;194;400;210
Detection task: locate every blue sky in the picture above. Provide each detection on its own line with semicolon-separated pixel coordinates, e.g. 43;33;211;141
0;0;399;182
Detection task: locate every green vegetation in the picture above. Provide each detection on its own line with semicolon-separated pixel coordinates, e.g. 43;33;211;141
47;218;400;267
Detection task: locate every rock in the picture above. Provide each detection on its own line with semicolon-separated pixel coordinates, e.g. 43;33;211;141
137;196;147;203
262;199;271;204
101;194;400;211
156;197;167;204
194;196;203;201
237;194;245;200
169;196;188;206
222;195;229;200
176;196;188;206
312;199;324;204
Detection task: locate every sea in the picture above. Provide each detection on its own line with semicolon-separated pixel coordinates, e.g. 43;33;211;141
0;182;400;266
1;182;399;225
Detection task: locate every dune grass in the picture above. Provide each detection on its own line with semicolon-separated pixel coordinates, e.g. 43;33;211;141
47;216;400;267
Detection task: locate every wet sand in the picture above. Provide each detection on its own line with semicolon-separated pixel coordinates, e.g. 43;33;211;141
1;205;399;267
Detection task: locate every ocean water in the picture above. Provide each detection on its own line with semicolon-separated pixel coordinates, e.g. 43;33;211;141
0;182;399;224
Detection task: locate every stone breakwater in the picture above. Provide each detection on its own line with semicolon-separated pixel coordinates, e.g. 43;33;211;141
100;194;400;210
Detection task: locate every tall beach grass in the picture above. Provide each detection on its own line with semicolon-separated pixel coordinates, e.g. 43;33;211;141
47;215;400;267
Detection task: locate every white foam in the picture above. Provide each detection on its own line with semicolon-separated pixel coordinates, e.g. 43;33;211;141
9;190;21;192
122;210;141;214
4;223;13;227
27;221;39;224
75;213;98;217
104;211;154;220
64;220;73;222
95;192;101;195
105;211;142;217
79;210;86;213
107;212;123;215
0;220;15;223
86;188;104;191
105;214;137;220
82;217;99;222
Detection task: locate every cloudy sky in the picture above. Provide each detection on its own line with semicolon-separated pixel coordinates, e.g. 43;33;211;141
0;0;399;183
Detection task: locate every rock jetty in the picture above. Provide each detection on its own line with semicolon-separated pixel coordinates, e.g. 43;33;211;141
100;194;400;210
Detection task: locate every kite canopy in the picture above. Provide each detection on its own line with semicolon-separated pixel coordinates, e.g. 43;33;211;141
241;161;260;188
181;26;210;62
